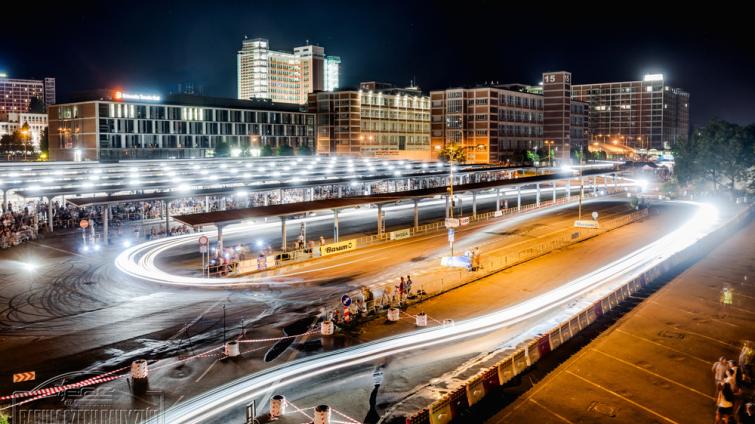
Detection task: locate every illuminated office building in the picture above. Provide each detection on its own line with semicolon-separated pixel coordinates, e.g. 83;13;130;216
237;38;341;104
48;90;314;161
309;82;431;160
431;80;588;164
572;74;689;150
0;73;56;112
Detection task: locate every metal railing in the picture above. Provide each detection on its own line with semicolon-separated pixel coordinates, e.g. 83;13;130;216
231;187;624;276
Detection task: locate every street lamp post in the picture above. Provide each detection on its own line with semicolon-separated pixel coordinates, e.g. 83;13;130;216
21;126;30;161
544;140;555;167
446;161;456;256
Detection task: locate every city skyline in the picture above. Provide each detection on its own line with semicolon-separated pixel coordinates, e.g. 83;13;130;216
2;0;753;128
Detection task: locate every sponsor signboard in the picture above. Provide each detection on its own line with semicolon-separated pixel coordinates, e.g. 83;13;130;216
320;239;357;257
574;220;599;229
389;228;411;240
444;218;460;228
460;217;470;226
440;255;471;269
494;210;503;217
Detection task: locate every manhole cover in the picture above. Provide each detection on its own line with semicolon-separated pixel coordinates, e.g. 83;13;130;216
658;330;686;339
588;401;617;417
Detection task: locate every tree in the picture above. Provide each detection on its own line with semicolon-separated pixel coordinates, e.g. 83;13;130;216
29;96;46;113
672;118;755;193
297;145;313;156
261;144;274;156
214;140;230;157
526;150;540;164
671;133;700;188
438;143;466;163
0;131;24;156
276;143;294;156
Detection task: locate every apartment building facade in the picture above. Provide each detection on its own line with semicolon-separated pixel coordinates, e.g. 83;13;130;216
572;74;689;150
308;82;431;160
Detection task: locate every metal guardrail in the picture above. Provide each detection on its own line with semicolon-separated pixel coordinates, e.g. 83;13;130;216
230;187;622;276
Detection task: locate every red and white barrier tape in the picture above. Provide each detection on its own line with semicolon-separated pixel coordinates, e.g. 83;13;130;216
0;371;125;403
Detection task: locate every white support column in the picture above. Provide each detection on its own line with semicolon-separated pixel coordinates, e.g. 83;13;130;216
103;204;109;244
205;196;210;212
603;175;608;192
567;179;572;200
496;189;501;212
613;174;618;190
278;188;283;204
309;187;315;202
536;183;541;207
333;209;340;242
552;181;557;202
164;201;170;237
413;199;419;230
517;187;522;211
445;195;450;218
337;185;343;198
47;196;54;232
280;217;287;250
592;176;597;193
377;204;384;236
472;191;477;218
217;225;224;254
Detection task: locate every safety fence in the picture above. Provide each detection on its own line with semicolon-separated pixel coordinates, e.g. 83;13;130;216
232;181;626;276
326;206;648;324
402;204;754;424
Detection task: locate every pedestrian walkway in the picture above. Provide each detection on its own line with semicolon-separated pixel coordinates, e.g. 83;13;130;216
489;220;755;424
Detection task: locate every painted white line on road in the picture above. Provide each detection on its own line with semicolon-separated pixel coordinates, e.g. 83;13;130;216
565;370;680;424
27;241;87;259
195;358;220;383
615;329;710;365
527;398;574;424
590;348;714;400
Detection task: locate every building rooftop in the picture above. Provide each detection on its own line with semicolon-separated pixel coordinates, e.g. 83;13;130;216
58;91;308;112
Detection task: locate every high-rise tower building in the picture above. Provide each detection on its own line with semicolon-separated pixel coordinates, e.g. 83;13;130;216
237;38;340;104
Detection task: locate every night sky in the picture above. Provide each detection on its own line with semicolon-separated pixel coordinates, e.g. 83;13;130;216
3;0;753;127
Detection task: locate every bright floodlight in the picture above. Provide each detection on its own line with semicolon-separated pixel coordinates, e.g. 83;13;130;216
177;184;191;192
122;240;132;248
256;240;264;247
23;262;37;272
